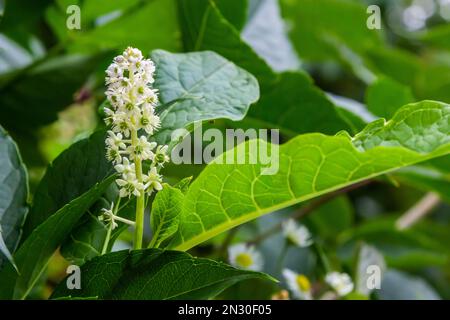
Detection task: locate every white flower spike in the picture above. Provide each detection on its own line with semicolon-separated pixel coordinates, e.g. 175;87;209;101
282;219;313;247
228;243;263;271
282;268;312;300
325;272;354;297
103;47;169;199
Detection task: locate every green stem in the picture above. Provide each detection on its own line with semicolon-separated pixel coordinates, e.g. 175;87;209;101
101;198;121;255
131;129;145;250
102;223;113;255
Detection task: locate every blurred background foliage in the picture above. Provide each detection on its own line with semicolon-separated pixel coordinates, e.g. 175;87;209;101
0;0;449;299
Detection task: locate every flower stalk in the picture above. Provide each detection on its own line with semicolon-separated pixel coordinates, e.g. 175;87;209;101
102;47;169;250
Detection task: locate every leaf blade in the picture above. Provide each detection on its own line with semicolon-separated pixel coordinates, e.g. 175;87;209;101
169;101;450;250
51;249;274;300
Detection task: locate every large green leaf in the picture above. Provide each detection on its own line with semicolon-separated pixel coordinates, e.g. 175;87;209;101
150;49;260;144
214;0;248;31
1;0;52;41
51;249;274;299
177;0;352;135
21;130;112;241
0;125;28;268
177;0;274;87
149;184;184;248
0;175;115;299
0;53;109;131
169;101;450;250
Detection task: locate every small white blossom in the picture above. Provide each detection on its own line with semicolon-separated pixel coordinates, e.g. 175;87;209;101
116;177;144;198
282;269;312;300
98;203;119;230
325;272;354;297
106;146;122;164
282;219;313;247
114;157;135;178
126;136;156;161
154;145;170;166
228;243;263;271
143;167;163;194
106;131;127;150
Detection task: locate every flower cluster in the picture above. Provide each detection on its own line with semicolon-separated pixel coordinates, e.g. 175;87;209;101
104;47;169;198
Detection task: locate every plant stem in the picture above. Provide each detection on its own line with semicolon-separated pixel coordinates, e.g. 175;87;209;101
101;199;121;255
102;223;113;255
132;129;145;250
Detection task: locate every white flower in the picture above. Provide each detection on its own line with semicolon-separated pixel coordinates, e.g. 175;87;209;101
139;103;160;134
282;269;312;300
154;145;170;166
98;202;119;230
325;272;354;297
106;146;122;164
126;136;156;161
123;47;143;63
228;243;263;271
282;219;313;247
116;177;144;198
114;157;135;178
106;131;127;150
143;167;163;194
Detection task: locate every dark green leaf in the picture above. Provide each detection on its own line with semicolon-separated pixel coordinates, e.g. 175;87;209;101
0;53;110;131
0;125;28;268
178;0;352;135
51;249;275;299
0;175;115;299
21;130;112;242
366;77;415;119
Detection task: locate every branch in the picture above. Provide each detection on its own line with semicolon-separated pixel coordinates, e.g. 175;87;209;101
396;192;441;230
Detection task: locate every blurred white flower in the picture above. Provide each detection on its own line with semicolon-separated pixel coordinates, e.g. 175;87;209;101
325;272;354;297
282;219;313;247
282;268;312;300
228;243;263;271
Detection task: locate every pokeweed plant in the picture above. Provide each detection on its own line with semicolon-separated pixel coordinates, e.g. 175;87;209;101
1;0;450;301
